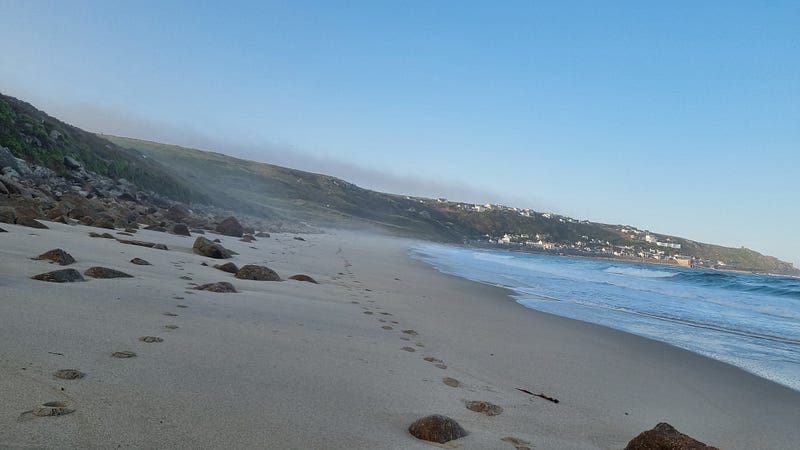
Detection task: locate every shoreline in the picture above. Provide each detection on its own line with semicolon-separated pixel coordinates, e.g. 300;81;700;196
2;222;799;449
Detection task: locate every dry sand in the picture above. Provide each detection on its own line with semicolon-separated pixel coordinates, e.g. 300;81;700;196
1;221;799;449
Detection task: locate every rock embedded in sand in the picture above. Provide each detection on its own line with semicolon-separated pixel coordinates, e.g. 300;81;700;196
194;281;237;293
130;257;151;265
624;423;720;450
215;216;243;237
31;268;85;283
117;238;169;250
16;217;49;229
172;223;191;236
54;369;85;380
32;248;76;265
465;400;503;416
192;236;234;259
288;274;318;284
213;262;239;273
84;266;133;279
89;231;114;238
235;264;280;281
408;414;468;444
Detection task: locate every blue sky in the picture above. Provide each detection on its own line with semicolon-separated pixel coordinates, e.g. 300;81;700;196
1;1;798;266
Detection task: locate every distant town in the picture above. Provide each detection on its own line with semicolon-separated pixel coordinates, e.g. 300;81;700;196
412;198;732;270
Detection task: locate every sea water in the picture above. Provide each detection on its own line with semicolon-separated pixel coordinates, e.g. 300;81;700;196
410;244;800;392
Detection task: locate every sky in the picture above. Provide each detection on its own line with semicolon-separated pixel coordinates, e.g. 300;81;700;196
1;1;798;266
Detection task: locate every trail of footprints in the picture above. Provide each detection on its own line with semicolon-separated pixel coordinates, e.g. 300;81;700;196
342;255;530;449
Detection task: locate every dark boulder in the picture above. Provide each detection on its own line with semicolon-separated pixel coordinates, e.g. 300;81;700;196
192;236;234;259
194;281;237;293
0;206;16;224
32;249;76;265
235;264;280;281
214;262;239;273
408;415;468;444
288;274;318;284
16;217;49;229
84;267;134;279
215;216;243;237
624;423;719;450
31;269;86;283
130;257;151;265
172;223;191;236
63;156;83;170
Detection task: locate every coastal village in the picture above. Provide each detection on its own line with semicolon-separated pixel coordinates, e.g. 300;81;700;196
420;198;718;269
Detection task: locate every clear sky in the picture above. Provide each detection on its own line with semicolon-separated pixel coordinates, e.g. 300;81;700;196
1;1;798;266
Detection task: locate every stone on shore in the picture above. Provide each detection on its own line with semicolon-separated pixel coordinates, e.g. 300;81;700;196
235;264;280;281
31;269;85;283
624;423;720;450
32;248;76;265
215;216;243;237
194;281;237;293
84;266;134;279
192;236;234;259
408;414;468;444
214;262;239;273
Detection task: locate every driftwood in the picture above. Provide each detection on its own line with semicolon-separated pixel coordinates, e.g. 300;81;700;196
516;387;559;404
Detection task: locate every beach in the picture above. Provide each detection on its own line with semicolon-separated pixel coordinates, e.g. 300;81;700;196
1;221;799;449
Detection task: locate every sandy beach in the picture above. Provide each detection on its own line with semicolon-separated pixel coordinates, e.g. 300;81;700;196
1;221;799;449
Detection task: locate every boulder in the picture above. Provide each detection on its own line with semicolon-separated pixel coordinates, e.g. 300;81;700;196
32;249;76;265
288;274;318;284
63;156;83;170
194;281;237;293
16;217;48;229
31;269;86;283
165;204;190;221
255;231;270;238
235;264;280;281
172;223;191;236
213;262;239;274
192;236;234;259
130;258;151;265
624;423;719;450
0;145;20;172
215;216;243;237
84;267;134;279
0;206;17;224
240;234;255;242
408;415;468;444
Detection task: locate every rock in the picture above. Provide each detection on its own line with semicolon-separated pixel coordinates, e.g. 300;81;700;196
240;234;255;242
144;224;167;232
165;204;190;221
89;232;114;238
624;423;720;450
117;239;169;250
31;269;86;283
172;223;190;236
32;249;76;265
0;145;20;172
84;267;134;278
408;415;468;444
213;262;239;273
192;236;234;259
92;216;116;230
194;281;237;293
16;216;48;229
0;206;16;224
130;258;151;265
0;226;5;232
235;264;280;281
64;156;83;170
464;400;503;416
0;179;8;195
216;216;243;237
288;274;318;284
255;231;270;238
293;236;305;241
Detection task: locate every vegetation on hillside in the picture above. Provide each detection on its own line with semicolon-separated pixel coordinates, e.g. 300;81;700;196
0;93;205;203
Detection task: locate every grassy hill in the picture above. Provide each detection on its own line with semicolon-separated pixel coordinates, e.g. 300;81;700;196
0;93;205;204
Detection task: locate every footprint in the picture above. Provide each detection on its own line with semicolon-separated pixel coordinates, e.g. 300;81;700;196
139;336;163;343
465;400;503;416
501;437;532;450
111;351;136;358
53;369;85;380
443;377;461;387
381;326;393;330
176;304;188;308
164;325;179;330
31;401;74;417
163;312;178;317
401;346;416;352
363;311;374;315
401;329;418;336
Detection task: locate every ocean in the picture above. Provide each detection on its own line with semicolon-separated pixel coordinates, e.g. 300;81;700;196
410;243;800;392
